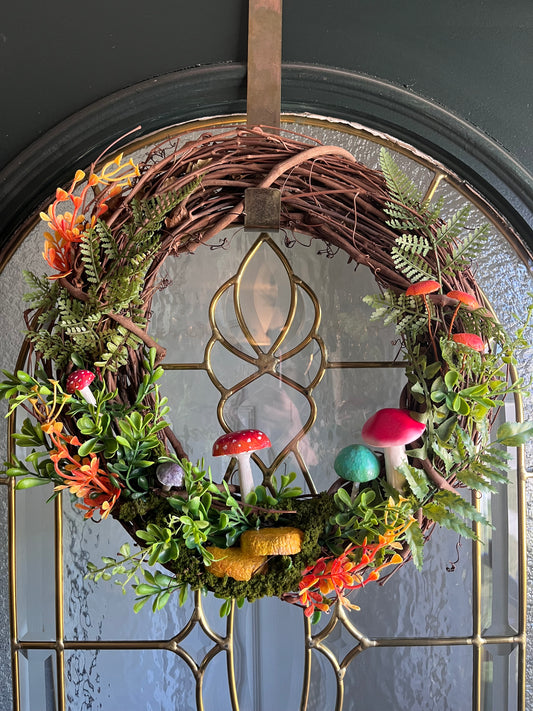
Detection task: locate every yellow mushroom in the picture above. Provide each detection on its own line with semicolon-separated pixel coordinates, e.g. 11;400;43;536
240;527;304;556
205;546;267;581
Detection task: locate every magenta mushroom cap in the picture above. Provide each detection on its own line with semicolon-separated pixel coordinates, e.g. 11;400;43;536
212;429;271;457
361;408;426;447
66;369;95;394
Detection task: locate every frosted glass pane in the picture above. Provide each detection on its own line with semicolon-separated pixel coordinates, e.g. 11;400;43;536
151;231;400;365
233;598;304;711
345;523;473;638
64;650;195;711
15;483;56;641
63;493;226;641
18;650;57;711
287;121;435;195
340;645;472;710
481;644;519;711
306;644;473;710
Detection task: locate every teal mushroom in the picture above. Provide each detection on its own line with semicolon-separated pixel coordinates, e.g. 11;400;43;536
334;444;380;501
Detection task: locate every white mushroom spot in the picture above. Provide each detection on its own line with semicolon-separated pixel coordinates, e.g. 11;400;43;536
223;444;228;450
247;438;251;442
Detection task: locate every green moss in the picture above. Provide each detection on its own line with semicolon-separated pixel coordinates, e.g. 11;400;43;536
117;493;172;529
166;492;336;602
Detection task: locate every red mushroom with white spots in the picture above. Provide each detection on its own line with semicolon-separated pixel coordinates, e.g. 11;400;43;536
212;429;271;501
65;369;96;406
361;408;426;491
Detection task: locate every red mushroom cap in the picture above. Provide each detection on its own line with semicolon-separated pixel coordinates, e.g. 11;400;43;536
361;408;426;447
212;429;271;456
405;280;441;296
446;290;480;310
65;369;95;394
451;333;485;352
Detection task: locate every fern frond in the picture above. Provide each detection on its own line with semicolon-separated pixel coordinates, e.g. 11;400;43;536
384;208;425;233
94;326;133;372
80;230;103;285
363;291;428;338
433;205;471;248
96;221;121;261
399;463;430;501
394;233;431;258
391;244;435;282
431;490;491;527
396;312;427;337
443;224;489;274
380;149;422;207
453;467;498;494
22;272;59;310
403;522;424;570
422;501;478;539
130;179;200;239
421;195;445;225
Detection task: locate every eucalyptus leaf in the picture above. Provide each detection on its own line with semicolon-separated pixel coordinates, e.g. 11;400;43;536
15;477;51;489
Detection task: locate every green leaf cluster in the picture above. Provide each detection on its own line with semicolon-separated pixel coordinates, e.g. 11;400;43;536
1;348;171;498
85;540;185;614
3;418;58;489
166;459;252;561
245;471;302;507
327;487;414;553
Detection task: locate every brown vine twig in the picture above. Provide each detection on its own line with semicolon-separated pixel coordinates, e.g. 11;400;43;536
415;458;458;494
197;144;358;246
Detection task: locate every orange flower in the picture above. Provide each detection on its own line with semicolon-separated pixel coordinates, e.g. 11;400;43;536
298;510;414;618
46;425;121;520
40;155;139;277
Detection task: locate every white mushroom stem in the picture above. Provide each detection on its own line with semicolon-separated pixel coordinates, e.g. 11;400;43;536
383;446;408;491
234;452;256;501
79;386;96;407
350;483;360;503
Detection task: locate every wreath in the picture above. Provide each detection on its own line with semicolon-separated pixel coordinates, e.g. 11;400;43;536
3;126;532;622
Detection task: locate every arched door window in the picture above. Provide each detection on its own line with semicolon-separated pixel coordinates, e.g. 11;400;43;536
1;116;530;711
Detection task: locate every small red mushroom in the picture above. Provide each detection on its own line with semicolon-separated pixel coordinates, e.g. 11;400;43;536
212;429;271;501
446;290;480;335
65;369;96;406
406;280;441;359
361;408;426;491
451;332;485;352
405;280;441;297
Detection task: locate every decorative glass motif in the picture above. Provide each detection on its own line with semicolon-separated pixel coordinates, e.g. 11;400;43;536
205;234;327;493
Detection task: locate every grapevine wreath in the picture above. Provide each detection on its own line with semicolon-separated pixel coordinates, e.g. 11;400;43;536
3;126;532;621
